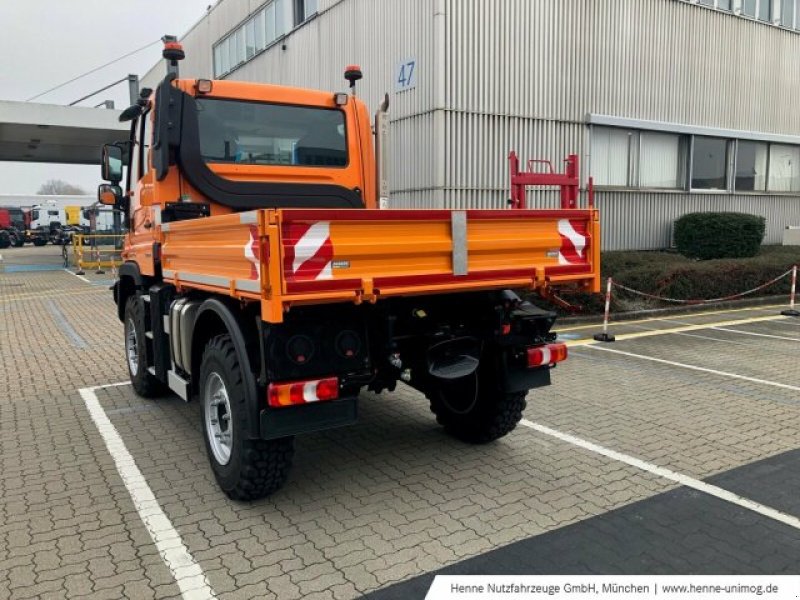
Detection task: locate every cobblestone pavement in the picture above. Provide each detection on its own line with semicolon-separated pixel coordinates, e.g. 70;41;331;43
1;246;799;599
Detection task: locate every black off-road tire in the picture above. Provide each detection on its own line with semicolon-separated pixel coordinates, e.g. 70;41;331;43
33;238;47;247
200;334;294;501
426;363;527;444
124;297;164;397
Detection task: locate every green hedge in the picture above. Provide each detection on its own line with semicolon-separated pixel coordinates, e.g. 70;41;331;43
527;246;800;315
602;246;798;309
674;212;765;259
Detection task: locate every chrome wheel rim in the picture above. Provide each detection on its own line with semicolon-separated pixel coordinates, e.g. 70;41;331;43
204;372;233;465
125;318;139;376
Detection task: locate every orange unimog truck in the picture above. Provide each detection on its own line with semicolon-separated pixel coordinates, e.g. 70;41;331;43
98;39;600;500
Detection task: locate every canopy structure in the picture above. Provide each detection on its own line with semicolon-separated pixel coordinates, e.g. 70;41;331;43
0;100;128;165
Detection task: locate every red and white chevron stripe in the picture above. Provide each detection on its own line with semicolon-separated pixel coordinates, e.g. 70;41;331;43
244;225;261;280
557;219;589;265
283;221;334;281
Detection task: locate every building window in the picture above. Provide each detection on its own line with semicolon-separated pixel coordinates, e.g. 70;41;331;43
759;0;772;20
768;144;800;191
265;2;277;42
741;0;772;20
212;0;288;77
245;18;256;59
255;10;266;51
592;127;688;189
294;0;318;26
781;0;799;27
692;136;730;190
591;127;634;186
687;0;800;27
735;141;768;191
640;132;688;189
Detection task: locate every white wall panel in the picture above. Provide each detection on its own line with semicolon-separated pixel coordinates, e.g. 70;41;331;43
597;192;800;250
447;0;800;135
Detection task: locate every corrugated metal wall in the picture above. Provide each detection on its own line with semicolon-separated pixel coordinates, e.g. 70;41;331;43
598;192;799;250
142;0;800;248
445;0;800;131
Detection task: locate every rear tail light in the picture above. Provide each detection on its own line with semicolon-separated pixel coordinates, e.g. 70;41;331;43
268;377;339;407
527;343;568;368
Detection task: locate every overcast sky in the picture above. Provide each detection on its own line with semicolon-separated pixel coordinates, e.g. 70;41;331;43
0;0;214;195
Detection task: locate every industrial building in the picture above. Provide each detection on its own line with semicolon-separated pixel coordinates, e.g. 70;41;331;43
142;0;800;250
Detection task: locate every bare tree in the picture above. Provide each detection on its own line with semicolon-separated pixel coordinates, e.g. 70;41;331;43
37;179;87;195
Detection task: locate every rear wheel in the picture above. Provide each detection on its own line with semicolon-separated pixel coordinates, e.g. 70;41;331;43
124;297;164;397
427;360;526;444
200;334;294;500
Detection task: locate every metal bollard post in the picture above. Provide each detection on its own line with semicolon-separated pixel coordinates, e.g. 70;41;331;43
593;277;616;342
95;244;105;275
781;265;800;317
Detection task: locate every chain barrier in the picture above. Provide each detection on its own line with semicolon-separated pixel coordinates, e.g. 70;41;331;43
593;265;799;343
611;268;795;305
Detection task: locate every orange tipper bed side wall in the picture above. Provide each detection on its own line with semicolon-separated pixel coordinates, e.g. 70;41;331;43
160;208;600;324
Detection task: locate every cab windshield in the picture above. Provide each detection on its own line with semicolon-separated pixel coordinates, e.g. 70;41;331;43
196;98;348;167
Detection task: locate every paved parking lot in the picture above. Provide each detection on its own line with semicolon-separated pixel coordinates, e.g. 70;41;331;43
1;245;799;599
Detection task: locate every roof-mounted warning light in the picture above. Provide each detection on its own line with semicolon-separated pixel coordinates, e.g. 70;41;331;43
344;65;363;95
162;35;184;78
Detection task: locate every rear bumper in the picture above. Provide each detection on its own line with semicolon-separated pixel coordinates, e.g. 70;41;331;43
259;396;358;440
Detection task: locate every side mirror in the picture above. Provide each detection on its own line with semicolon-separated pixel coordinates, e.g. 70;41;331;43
101;144;124;183
98;183;123;206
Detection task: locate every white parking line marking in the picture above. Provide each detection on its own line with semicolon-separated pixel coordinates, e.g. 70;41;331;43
566;315;788;347
585;345;800;393
711;327;800;342
556;304;787;333
520;420;800;532
64;268;92;283
80;385;217;599
625;322;754;346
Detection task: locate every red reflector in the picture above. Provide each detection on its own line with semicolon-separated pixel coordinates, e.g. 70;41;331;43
267;377;339;407
527;343;568;368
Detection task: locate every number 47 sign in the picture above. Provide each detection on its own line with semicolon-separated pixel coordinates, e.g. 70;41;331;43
395;58;417;93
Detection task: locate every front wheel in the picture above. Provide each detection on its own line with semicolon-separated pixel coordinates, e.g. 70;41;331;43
200;334;294;501
124;297;164;397
427;362;527;444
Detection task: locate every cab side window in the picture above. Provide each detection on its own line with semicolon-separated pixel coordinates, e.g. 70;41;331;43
128;122;141;192
141;111;152;175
